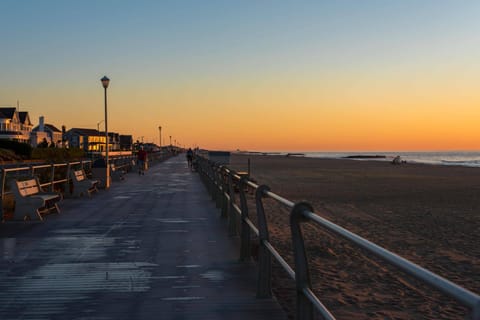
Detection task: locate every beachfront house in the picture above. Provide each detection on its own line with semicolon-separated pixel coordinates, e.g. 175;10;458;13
66;128;132;152
31;116;63;147
119;135;133;151
0;107;33;143
65;128;107;152
108;132;120;151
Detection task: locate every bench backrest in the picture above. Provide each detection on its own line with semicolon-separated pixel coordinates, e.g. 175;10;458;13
73;170;86;182
16;179;40;197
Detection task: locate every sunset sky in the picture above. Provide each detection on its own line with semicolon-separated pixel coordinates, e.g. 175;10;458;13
1;1;480;151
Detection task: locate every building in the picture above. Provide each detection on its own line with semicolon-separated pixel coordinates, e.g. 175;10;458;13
31;116;63;147
119;135;133;151
108;132;120;151
0;107;33;143
65;128;107;152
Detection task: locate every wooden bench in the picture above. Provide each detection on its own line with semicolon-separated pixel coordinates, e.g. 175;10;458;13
70;169;99;197
11;178;62;221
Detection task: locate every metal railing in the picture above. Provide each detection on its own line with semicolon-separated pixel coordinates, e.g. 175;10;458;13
196;156;480;320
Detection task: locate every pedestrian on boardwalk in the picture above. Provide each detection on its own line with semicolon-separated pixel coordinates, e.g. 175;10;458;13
137;145;147;175
186;148;193;169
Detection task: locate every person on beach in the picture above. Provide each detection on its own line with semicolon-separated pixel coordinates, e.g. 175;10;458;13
137;145;147;175
392;155;402;165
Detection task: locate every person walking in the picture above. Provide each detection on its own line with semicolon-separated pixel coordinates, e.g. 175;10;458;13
137;145;147;175
186;148;193;169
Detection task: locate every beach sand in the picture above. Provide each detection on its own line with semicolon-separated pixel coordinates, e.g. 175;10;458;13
228;154;480;319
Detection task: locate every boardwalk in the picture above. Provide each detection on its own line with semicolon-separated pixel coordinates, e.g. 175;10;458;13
0;156;286;320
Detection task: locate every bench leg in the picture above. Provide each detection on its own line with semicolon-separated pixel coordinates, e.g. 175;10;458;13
32;209;44;221
53;203;61;214
13;204;43;221
72;188;86;198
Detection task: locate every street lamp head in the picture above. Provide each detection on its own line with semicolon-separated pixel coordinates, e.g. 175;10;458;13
101;76;110;89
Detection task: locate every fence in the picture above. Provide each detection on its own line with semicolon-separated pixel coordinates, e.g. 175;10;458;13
0;152;171;220
196;156;480;320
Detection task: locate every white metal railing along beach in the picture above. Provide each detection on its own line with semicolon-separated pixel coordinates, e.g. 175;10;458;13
196;155;480;320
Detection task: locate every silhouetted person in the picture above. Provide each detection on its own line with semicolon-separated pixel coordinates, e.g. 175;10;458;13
137;146;147;175
186;148;193;169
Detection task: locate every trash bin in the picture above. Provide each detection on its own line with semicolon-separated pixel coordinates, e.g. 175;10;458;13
91;159;111;189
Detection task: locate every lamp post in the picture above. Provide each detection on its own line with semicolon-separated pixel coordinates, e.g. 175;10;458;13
169;135;172;146
158;126;162;149
101;76;110;189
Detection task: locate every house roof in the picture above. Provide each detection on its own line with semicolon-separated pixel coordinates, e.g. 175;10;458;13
32;123;62;133
0;108;17;119
18;112;30;124
45;124;61;132
69;128;102;136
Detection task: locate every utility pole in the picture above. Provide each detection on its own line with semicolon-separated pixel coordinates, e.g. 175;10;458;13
159;126;162;148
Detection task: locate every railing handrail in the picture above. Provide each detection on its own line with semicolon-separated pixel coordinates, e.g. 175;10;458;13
303;210;479;308
196;156;480;320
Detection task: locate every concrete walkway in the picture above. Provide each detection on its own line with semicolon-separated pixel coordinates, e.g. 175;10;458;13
0;156;286;320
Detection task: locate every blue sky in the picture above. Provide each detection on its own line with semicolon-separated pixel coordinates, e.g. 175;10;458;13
3;0;478;83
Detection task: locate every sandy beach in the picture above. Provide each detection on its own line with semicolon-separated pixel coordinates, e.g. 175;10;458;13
229;154;480;319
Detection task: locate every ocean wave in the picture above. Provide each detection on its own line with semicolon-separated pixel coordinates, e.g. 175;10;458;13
300;151;480;168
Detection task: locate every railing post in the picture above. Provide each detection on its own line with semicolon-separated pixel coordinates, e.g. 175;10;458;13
215;167;223;209
203;161;210;194
0;169;5;221
208;163;215;198
200;159;208;187
239;177;251;261
220;168;228;218
255;184;272;298
227;171;237;236
471;301;480;320
210;164;216;200
50;163;55;192
290;202;315;320
66;162;72;197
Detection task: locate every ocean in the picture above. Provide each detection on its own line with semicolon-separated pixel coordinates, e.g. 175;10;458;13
303;151;480;167
254;151;480;168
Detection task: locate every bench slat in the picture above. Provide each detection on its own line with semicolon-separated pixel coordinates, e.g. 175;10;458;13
17;180;41;196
